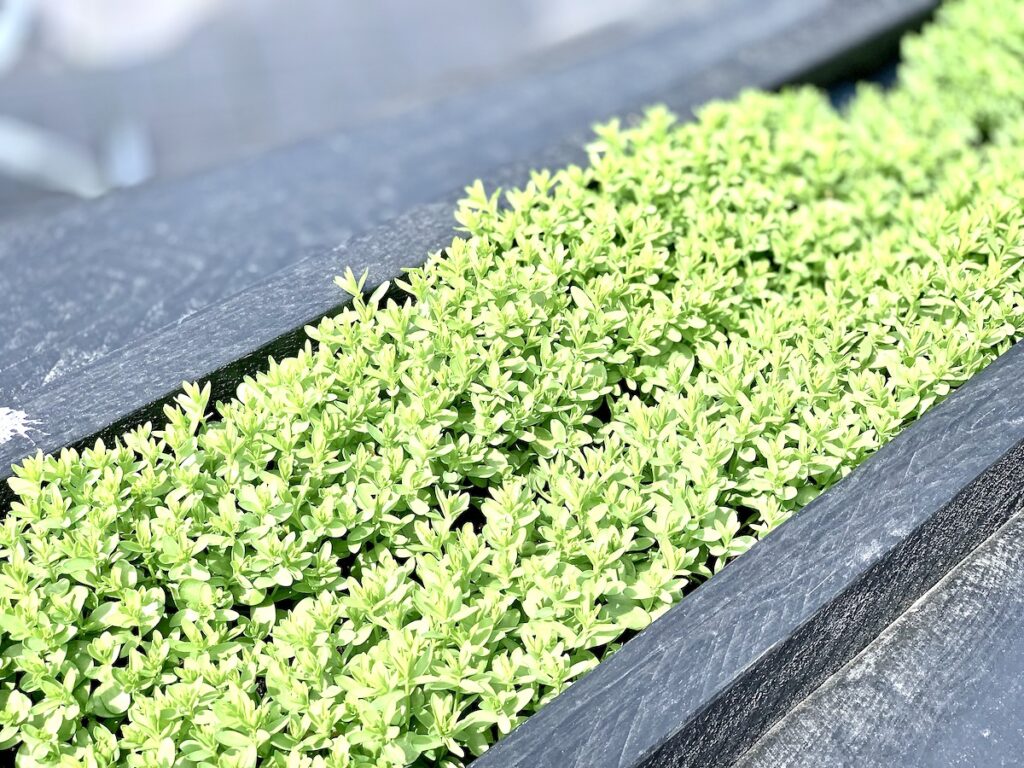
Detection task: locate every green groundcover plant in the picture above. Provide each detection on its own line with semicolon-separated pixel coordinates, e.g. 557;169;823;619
4;0;1024;765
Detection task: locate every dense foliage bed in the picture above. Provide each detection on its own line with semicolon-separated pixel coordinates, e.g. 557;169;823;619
3;0;1024;765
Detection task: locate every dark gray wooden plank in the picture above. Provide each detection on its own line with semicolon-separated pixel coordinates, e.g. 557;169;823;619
737;510;1024;768
473;339;1024;767
0;0;931;407
0;0;937;487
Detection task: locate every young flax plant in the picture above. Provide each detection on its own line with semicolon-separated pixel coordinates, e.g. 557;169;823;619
4;0;1024;765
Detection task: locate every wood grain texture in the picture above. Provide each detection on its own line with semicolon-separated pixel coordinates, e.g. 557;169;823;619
0;0;937;493
737;510;1024;768
474;340;1024;768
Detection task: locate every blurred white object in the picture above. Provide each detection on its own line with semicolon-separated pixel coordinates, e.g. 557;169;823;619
102;116;154;189
0;116;105;196
0;0;159;198
36;0;226;68
0;0;32;74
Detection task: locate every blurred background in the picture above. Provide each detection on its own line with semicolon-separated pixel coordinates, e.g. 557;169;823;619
0;0;688;220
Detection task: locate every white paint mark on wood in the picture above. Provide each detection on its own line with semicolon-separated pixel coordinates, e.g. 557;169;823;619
0;406;34;445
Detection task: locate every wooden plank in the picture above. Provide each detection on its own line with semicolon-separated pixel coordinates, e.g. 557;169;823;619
0;0;937;493
737;511;1024;768
474;329;1024;768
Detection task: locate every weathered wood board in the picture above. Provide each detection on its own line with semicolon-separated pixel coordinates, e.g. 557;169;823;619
737;511;1024;767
